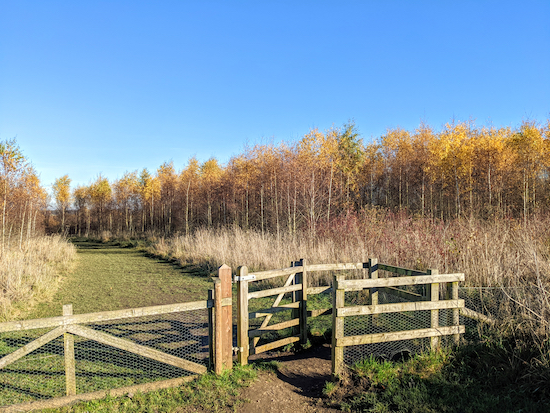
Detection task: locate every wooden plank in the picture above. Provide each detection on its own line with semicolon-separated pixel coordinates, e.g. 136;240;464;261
249;302;300;319
207;289;214;371
306;263;365;272
253;336;300;355
214;278;223;374
336;273;465;290
63;304;76;396
332;274;345;377
0;375;198;413
299;259;308;344
306;286;332;295
428;269;439;349
308;308;332;317
460;307;496;325
0;300;211;333
0;326;66;369
248;284;302;299
337;299;465;317
378;264;428;276
218;264;233;370
237;266;249;365
67;324;207;375
249;318;300;338
380;287;424;302
249;266;302;281
337;325;465;347
369;258;378;324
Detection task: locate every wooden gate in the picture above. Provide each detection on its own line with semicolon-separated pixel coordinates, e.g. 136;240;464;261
236;259;308;364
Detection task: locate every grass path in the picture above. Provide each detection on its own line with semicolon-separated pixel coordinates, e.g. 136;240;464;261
29;239;214;318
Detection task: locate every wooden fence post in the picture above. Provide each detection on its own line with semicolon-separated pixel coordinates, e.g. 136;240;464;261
208;289;214;371
427;269;439;349
292;258;308;345
451;281;460;344
218;264;233;369
300;258;308;345
369;258;378;325
237;266;249;365
63;304;76;396
332;274;345;378
214;278;223;374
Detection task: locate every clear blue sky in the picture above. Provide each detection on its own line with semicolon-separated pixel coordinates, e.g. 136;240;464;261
1;0;549;192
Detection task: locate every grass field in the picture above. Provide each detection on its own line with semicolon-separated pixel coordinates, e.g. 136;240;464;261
0;239;222;408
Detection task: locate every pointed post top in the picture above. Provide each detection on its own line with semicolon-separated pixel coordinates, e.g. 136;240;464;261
219;264;231;270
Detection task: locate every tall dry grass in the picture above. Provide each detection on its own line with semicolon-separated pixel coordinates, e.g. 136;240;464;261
0;236;77;321
150;212;550;346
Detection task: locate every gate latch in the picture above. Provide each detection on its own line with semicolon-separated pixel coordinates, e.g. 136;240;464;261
234;275;256;282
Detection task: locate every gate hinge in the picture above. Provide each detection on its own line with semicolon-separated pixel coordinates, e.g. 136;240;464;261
234;275;256;282
233;346;244;354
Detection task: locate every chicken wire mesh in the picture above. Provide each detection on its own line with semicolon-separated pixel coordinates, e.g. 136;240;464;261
0;308;209;407
343;287;434;365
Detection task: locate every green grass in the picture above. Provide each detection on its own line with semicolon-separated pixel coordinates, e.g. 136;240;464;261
42;364;258;413
1;239;218;408
324;337;550;413
29;238;214;318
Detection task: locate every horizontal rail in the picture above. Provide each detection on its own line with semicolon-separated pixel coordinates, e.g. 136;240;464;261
248;284;302;300
337;273;465;290
0;298;229;333
252;335;300;355
307;286;332;295
460;307;496;325
379;287;424;302
337;325;465;347
309;308;332;317
306;263;366;272
249;302;299;319
248;318;300;338
337;299;464;317
377;264;428;276
248;266;303;281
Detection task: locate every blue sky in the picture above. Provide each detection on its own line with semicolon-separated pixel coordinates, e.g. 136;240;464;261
1;1;549;191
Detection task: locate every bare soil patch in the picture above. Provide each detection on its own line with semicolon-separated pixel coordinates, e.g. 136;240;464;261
240;344;339;413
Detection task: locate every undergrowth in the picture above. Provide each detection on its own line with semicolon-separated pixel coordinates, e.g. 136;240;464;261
325;336;550;413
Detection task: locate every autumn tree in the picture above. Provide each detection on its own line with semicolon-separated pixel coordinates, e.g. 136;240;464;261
52;175;72;232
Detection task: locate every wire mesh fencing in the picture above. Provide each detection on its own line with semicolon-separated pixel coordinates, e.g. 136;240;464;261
0;308;210;407
343;287;433;365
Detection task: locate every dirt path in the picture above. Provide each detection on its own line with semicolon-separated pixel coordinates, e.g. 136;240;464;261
239;344;339;413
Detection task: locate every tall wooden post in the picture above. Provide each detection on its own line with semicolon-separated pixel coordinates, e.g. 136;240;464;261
237;266;249;365
427;269;439;349
214;278;223;374
299;259;308;345
292;258;308;345
368;258;378;325
208;289;214;370
332;274;345;378
451;281;460;344
218;264;233;369
63;304;76;396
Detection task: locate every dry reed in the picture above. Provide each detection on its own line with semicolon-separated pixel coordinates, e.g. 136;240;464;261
0;235;77;321
150;213;550;346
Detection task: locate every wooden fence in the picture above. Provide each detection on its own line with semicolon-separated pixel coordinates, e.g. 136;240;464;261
331;258;465;376
0;266;233;412
236;258;468;377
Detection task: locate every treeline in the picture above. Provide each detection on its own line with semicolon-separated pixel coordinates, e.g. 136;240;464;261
50;119;550;236
0;139;47;250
